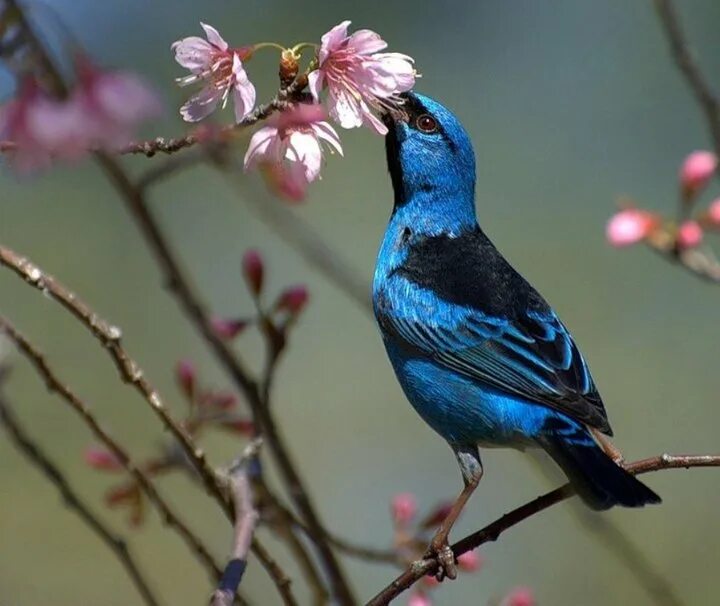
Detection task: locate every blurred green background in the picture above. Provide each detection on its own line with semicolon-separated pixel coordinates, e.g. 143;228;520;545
1;1;719;604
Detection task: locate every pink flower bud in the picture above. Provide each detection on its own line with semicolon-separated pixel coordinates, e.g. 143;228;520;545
276;285;309;316
84;446;123;471
680;151;717;200
211;317;248;340
420;500;454;530
708;198;720;225
606;209;657;247
677;220;703;249
391;492;418;525
407;591;432;606
457;550;483;572
220;418;256;435
504;587;536;606
421;575;440;588
175;359;195;398
204;391;237;410
242;250;264;296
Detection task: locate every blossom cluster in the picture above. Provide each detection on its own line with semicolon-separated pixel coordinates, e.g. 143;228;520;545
607;150;720;249
389;493;535;606
171;20;415;199
0;58;160;172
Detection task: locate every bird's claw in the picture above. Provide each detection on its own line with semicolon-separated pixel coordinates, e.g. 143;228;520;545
424;541;457;581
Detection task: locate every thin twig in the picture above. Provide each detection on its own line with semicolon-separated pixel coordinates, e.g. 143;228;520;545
210;442;264;606
94;152;356;604
366;453;720;605
0;243;231;515
0;315;223;583
653;0;720;156
0;244;294;603
0;379;161;606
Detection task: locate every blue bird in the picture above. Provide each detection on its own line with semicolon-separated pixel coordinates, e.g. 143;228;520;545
373;92;660;577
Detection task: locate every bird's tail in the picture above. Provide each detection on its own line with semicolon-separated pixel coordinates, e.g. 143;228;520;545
540;417;661;510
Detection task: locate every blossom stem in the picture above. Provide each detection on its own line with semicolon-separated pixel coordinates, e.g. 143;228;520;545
252;42;288;53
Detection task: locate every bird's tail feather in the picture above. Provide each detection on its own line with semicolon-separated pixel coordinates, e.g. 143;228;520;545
541;417;661;510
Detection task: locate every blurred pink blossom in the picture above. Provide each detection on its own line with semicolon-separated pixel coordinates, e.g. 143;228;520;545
680;151;717;199
242;249;265;295
407;591;432;606
309;21;415;135
708;198;720;225
276;285;309;316
211;317;249;339
84;446;123;472
677;220;703;249
244;104;342;200
504;587;536;606
391;492;418;525
173;23;256;122
457;550;483;572
606;208;658;247
73;60;162;150
175;359;196;398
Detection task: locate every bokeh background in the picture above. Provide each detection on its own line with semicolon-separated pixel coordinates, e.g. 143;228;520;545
1;1;720;604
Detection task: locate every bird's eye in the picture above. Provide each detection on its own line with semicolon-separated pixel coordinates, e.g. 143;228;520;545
415;114;438;133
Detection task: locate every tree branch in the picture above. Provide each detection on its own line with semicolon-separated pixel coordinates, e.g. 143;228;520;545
0;314;224;583
0;375;161;606
93;152;356;604
366;453;720;605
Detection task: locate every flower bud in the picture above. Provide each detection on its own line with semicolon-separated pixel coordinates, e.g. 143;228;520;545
504;587;536;606
84;446;123;471
276;285;309;316
708;198;720;226
211;317;248;340
175;359;196;398
390;492;418;525
606;209;658;247
457;550;483;572
677;220;703;249
242;249;264;296
680;151;717;201
279;48;300;86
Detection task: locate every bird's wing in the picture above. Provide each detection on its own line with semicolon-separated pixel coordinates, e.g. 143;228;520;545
381;288;612;434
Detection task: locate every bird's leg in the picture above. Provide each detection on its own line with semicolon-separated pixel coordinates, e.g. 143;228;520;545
590;428;625;464
425;444;483;581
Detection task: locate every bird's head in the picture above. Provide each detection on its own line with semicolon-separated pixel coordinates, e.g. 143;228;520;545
383;92;476;215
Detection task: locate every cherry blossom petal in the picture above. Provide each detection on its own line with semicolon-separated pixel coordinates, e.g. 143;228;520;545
347;29;388;54
287;130;323;181
232;55;256;122
200;22;228;50
180;86;223;122
307;70;325;102
172;36;214;72
244;126;280;169
319;20;351;63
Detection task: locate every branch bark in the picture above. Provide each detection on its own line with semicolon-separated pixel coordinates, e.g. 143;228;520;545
366;453;720;605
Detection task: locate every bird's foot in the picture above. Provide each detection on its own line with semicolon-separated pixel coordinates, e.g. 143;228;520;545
422;540;457;581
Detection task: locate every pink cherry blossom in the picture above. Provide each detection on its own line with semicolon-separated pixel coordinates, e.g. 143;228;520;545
504;587;536;606
175;359;196;398
242;249;265;295
606;208;658;247
211;317;248;340
677;220;703;249
276;285;310;316
244;104;342;200
84;446;123;472
457;550;484;572
172;23;256;122
407;591;432;606
72;60;162;150
680;151;717;199
0;79;85;172
390;492;418;525
708;198;720;225
309;21;416;135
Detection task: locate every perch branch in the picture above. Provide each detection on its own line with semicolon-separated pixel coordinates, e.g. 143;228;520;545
366;453;720;605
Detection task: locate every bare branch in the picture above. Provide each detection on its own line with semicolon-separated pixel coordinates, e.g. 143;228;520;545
0;378;161;606
367;453;720;605
0;315;223;582
653;0;720;156
210;442;266;606
93;151;356;604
